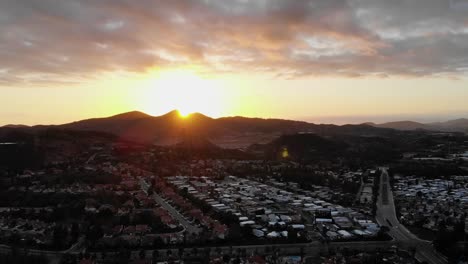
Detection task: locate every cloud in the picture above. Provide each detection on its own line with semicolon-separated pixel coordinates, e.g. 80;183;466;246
0;0;467;85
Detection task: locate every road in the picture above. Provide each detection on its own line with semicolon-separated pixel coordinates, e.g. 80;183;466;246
85;152;98;165
354;176;365;203
152;193;202;235
0;244;63;264
375;168;447;264
0;239;404;263
0;236;85;264
140;179;202;235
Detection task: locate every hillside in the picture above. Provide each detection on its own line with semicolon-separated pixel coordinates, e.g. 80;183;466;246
262;133;348;160
429;118;468;132
373;121;429;131
55;111;400;147
0;128;117;170
1;110;427;148
251;133;403;164
372;119;468;133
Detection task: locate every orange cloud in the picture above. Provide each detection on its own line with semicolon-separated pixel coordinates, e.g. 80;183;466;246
0;0;467;85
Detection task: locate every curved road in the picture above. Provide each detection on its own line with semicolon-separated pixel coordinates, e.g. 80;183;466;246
375;168;447;264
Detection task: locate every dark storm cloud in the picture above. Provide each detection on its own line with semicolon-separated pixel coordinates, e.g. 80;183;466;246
0;0;467;84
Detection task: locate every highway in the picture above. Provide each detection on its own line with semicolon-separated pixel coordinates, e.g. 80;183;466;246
375;168;447;264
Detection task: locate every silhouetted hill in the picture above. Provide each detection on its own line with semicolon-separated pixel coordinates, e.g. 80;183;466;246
362;122;376;126
173;137;253;159
374;121;429;131
262;133;348;160
1;124;30;129
0;128;117;169
216;116;312;133
55;111;403;146
429;118;468;132
1;110;444;148
57;110;218;144
106;111;152;120
174;137;220;151
372;119;468;133
252;133;402;164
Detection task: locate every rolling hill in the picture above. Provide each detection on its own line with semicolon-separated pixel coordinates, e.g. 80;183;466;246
1;110;404;148
55;110;402;147
371;119;468;133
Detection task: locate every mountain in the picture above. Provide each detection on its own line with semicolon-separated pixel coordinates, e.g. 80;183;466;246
49;110;234;144
0;128;117;169
251;133;401;163
373;121;430;131
0;110;421;148
263;133;348;160
103;111;152;120
372;119;468;133
429;118;468;132
1;124;30;129
173;137;252;159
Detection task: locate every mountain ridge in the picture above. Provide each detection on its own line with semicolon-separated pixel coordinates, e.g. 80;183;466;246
371;119;468;133
2;110;467;148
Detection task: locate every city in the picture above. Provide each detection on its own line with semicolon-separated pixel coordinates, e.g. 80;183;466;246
0;119;467;263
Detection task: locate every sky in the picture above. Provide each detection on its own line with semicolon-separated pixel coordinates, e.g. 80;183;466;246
1;0;468;125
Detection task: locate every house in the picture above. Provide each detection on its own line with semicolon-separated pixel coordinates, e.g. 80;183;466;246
326;231;339;240
337;230;353;239
240;220;255;227
266;231;280;238
333;216;353;229
252;229;265;238
291;224;305;230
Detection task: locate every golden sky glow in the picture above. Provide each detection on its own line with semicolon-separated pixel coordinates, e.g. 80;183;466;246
2;69;468;125
1;0;468;125
137;68;227;117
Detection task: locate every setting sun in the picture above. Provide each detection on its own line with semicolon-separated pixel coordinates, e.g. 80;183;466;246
138;69;227;117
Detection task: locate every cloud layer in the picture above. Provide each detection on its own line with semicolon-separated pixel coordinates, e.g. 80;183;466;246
1;0;467;84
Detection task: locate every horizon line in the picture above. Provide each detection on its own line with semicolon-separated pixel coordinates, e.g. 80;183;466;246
2;109;468;128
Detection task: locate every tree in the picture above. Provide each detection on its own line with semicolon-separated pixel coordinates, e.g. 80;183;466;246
223;254;231;263
147;188;154;196
192;247;199;257
139;249;146;260
71;222;79;242
178;247;184;259
53;224;68;249
152;250;160;262
416;190;423;198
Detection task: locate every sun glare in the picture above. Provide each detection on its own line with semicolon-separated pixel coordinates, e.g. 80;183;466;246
178;110;190;118
139;69;226;117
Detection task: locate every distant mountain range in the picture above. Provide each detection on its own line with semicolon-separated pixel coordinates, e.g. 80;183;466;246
366;119;468;133
2;110;466;148
1;110;405;148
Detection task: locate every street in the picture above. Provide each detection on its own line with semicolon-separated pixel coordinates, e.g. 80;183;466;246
140;179;202;235
152;192;202;235
375;168;447;264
